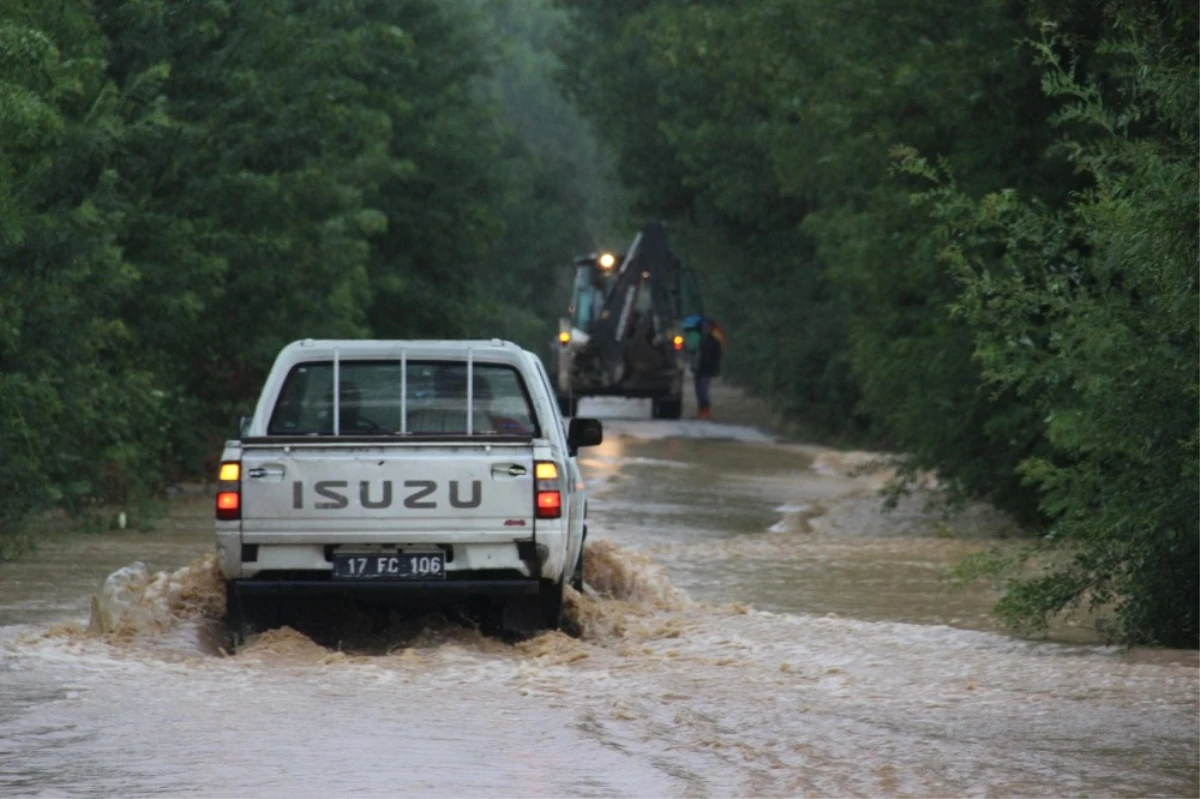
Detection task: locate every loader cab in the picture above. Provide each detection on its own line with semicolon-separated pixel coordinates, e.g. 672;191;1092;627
567;252;621;333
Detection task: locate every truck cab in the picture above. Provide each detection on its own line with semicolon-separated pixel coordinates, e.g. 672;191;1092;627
214;339;602;640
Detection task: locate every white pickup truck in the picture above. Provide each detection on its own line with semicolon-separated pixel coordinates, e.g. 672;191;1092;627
213;339;602;640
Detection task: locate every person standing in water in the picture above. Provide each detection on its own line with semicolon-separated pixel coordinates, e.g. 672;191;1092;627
694;319;723;420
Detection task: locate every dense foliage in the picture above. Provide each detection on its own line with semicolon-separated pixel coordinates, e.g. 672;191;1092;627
558;0;1198;645
0;0;615;553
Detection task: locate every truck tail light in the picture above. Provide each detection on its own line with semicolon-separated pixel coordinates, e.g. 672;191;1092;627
534;460;561;519
216;460;241;521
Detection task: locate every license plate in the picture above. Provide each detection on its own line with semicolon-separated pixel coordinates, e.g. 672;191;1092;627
332;552;446;580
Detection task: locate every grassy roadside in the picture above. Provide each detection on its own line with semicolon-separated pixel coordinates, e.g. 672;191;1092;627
0;498;172;563
0;528;39;563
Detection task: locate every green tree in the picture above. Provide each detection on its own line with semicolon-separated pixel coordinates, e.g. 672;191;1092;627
559;0;1064;459
2;0;609;551
0;3;169;550
558;0;1199;643
445;0;627;352
94;0;381;468
902;6;1198;644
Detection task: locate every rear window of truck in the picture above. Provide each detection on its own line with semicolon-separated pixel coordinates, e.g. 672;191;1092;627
267;360;539;437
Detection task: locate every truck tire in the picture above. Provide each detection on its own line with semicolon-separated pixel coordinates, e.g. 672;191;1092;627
539;578;564;630
225;583;282;648
224;582;251;648
653;396;683;420
570;528;587;592
500;578;563;637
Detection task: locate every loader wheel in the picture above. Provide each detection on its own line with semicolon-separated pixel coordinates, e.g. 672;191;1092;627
653;396;683;420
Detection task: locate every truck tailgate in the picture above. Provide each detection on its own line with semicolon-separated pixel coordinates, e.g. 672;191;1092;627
238;443;535;541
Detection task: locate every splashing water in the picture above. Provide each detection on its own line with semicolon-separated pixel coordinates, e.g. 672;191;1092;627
582;538;690;611
70;539;688;660
86;554;225;640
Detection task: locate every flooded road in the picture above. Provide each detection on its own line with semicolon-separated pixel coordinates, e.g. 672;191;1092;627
1;397;1197;797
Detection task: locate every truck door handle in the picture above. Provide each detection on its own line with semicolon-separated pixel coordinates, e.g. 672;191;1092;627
492;464;527;478
246;465;285;480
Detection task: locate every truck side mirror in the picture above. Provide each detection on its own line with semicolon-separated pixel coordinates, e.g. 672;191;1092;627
567;417;603;455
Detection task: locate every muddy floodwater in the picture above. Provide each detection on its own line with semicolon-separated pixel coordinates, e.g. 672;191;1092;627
1;397;1197;797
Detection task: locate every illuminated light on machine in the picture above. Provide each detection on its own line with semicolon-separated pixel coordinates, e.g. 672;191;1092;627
672;335;684;351
534;460;562;518
537;491;562;515
558;331;571;345
216;460;242;521
598;252;616;269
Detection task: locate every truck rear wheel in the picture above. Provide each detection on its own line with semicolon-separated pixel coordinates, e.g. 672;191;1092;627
571;529;587;592
500;579;563;637
539;578;564;630
224;582;256;648
224;583;281;648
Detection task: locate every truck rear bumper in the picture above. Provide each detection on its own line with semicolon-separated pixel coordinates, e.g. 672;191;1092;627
216;530;568;582
228;578;539;598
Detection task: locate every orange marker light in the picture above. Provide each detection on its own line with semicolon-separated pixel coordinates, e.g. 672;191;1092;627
535;462;559;480
219;462;240;482
672;335;684;351
536;491;561;513
558;331;570;345
216;492;240;511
